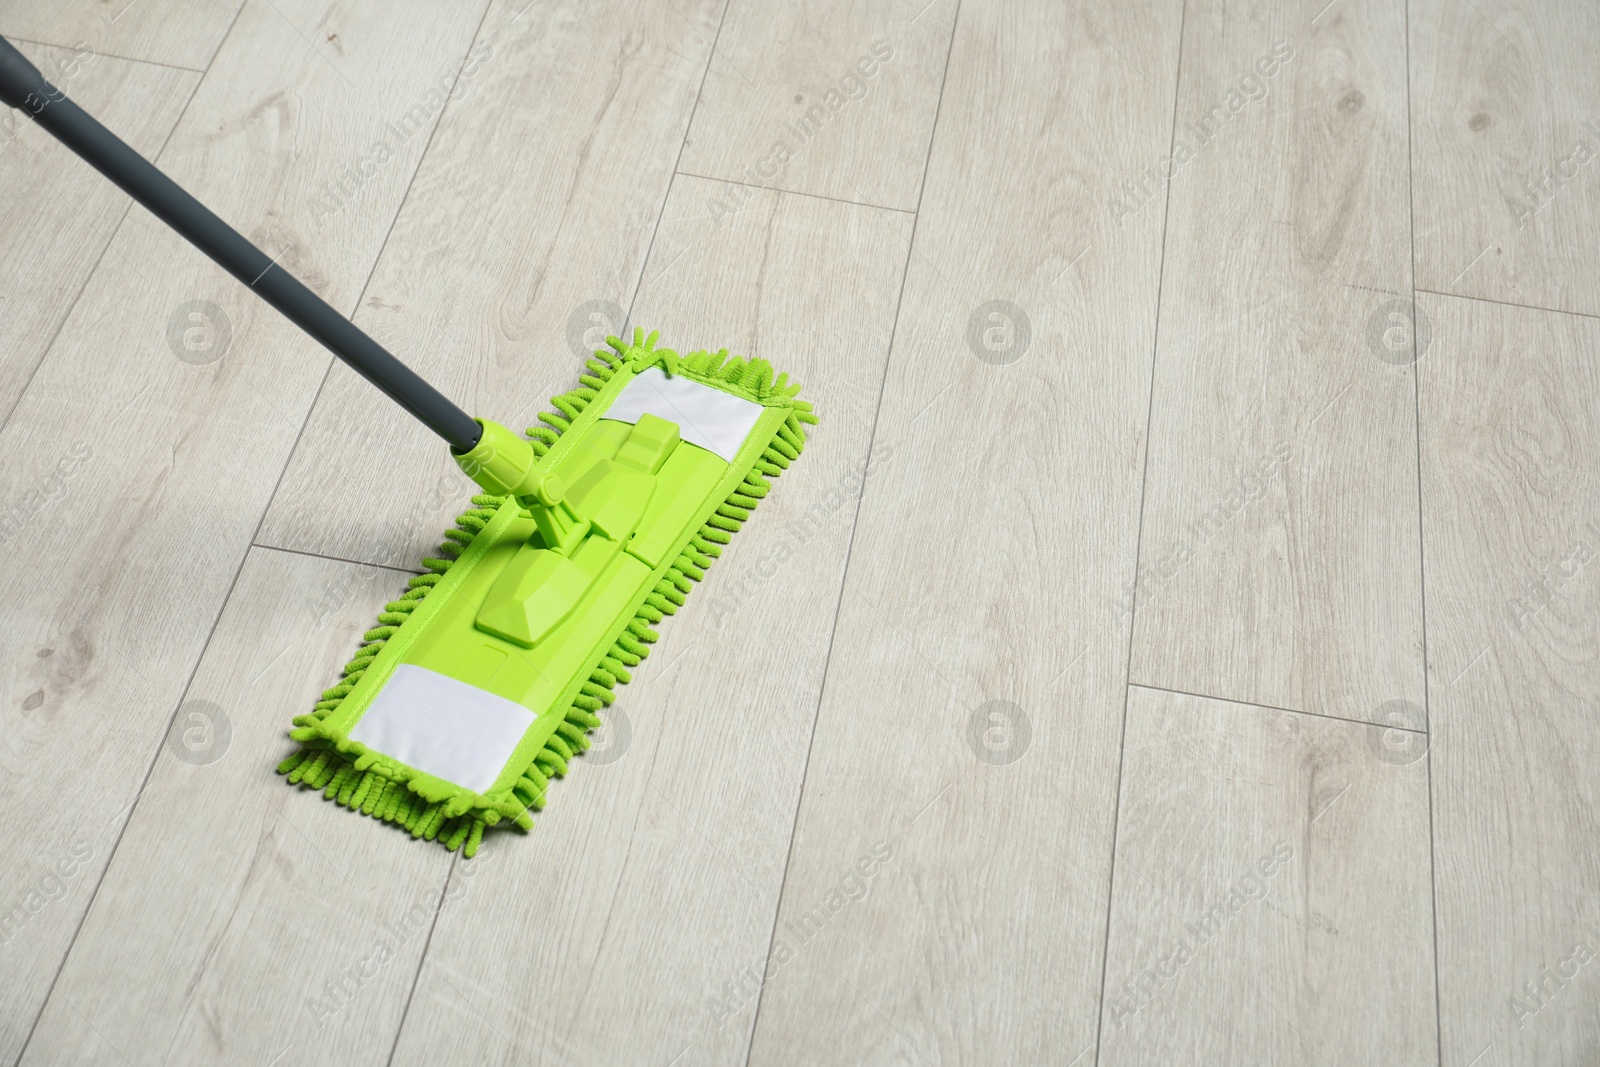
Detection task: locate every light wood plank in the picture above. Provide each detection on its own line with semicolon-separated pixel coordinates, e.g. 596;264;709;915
1099;685;1435;1064
1418;292;1600;1065
257;0;725;572
0;0;243;71
8;0;1595;1057
386;173;907;1067
1410;0;1600;317
0;3;490;1059
20;549;455;1065
1129;0;1423;725
743;1;1181;1062
0;42;197;425
678;0;959;211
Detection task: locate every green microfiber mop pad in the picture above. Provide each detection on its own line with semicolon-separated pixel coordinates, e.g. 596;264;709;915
278;329;815;856
0;41;816;861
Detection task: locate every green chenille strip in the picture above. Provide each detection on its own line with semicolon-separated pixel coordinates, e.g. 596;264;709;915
277;330;816;856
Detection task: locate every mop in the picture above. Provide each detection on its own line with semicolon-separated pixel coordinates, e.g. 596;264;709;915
0;36;813;856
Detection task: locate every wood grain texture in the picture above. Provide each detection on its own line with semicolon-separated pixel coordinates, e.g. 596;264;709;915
1099;685;1435;1065
256;0;725;573
743;1;1182;1062
386;172;907;1067
1410;0;1600;317
0;3;489;1060
1418;292;1600;1066
678;0;960;211
1129;0;1424;726
0;42;197;427
19;549;455;1066
0;0;244;71
5;0;1600;1057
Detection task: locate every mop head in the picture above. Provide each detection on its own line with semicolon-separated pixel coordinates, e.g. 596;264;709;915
277;329;814;856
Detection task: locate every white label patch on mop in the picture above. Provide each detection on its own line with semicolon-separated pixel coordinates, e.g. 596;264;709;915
349;664;534;794
602;366;765;461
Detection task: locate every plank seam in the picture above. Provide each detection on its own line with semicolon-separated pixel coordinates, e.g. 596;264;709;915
1414;287;1600;324
1092;0;1188;1062
6;2;243;1052
1127;681;1428;735
252;540;424;577
1403;0;1447;1061
674;169;918;215
739;0;966;1062
0;34;208;74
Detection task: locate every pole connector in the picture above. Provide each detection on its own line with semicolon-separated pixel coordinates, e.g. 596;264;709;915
452;418;555;498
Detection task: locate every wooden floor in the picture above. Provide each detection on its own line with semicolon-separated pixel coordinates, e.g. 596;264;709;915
1;0;1596;1063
